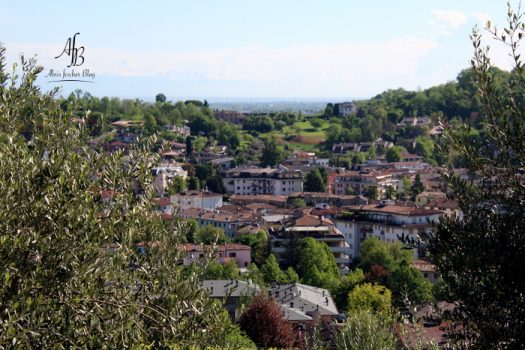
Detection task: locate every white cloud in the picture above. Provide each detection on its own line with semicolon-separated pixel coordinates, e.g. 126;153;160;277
470;12;492;27
4;37;437;96
432;10;467;28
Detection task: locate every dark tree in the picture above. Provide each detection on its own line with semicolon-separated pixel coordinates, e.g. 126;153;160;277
304;169;325;192
431;6;525;348
409;174;425;200
260;138;284;167
155;93;167;103
239;294;295;349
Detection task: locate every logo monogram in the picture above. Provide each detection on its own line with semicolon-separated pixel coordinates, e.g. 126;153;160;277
55;33;85;67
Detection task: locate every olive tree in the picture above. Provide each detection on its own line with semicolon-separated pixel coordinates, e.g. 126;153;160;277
0;46;247;348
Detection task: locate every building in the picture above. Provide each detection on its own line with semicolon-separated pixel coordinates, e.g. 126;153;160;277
415;191;447;207
268;283;339;325
224;165;303;196
333;171;397;197
177;208;259;238
178;243;252;268
335;202;444;259
201;280;260;319
411;259;439;284
271;209;351;274
229;194;289;208
288;192;368;208
214;110;248;124
171;190;223;211
334;102;356;117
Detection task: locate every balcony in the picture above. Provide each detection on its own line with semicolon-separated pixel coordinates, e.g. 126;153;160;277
329;246;351;254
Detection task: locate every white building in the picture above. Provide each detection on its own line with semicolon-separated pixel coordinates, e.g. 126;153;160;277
171;190;223;211
335;202;444;259
223;165;303;196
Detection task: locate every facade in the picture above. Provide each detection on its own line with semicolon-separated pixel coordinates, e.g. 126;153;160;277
213;110;248;124
171;190;223;211
335;202;444;258
268;283;339;326
224;165;303;196
333;171;397;197
178;243;252;268
177;208;259;238
271;210;351;274
201;280;260;320
412;259;439;284
334;102;356;117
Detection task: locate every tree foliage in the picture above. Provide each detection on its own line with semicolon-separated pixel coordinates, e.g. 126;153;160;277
239;293;295;349
431;6;525;348
0;48;245;348
347;283;392;313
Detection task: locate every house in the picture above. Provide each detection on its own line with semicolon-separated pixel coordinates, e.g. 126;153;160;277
268;283;339;325
335;202;444;259
288;192;368;207
171;190;223;211
178;243;252;268
210;157;234;170
223;165;303;196
334;102;356;117
271;209;351;274
177;208;259;238
214;110;248;124
229;194;289;208
415;191;447;207
153;197;173;215
201;280;260;320
333;170;397;197
411;259;439;284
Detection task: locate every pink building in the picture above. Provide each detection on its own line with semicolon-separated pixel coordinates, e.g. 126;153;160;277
177;243;252;268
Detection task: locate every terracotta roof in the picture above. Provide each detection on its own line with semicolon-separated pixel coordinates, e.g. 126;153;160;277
154;197;172;206
345;203;443;216
412;259;437;273
178;243;251;253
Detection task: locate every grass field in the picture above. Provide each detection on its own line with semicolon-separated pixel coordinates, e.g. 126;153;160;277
239;119;329;152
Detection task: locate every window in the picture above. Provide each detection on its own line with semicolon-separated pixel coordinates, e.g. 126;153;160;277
229;252;237;258
424;273;428;278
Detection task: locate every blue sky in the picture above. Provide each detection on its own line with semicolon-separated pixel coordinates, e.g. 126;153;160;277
0;0;514;100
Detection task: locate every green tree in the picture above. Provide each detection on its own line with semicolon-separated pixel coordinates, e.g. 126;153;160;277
310;118;323;130
197;225;229;244
347;283;392;313
385;146;402;162
359;238;412;272
362;185;379;201
430;7;525;347
260;254;288;285
234;230;269;267
0;49;246;348
188;176;200;190
385;185;396;200
291;198;306;208
296;237;340;291
304;169;326;192
389;262;433;305
155;93;167;103
260;138;284;167
333;268;366;310
144;113;157;134
409;173;425;200
334;310;396;350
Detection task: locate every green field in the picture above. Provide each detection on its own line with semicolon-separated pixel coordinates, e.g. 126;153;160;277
240;119;328;152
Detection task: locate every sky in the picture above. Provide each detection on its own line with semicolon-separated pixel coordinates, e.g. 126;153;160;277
0;0;516;101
